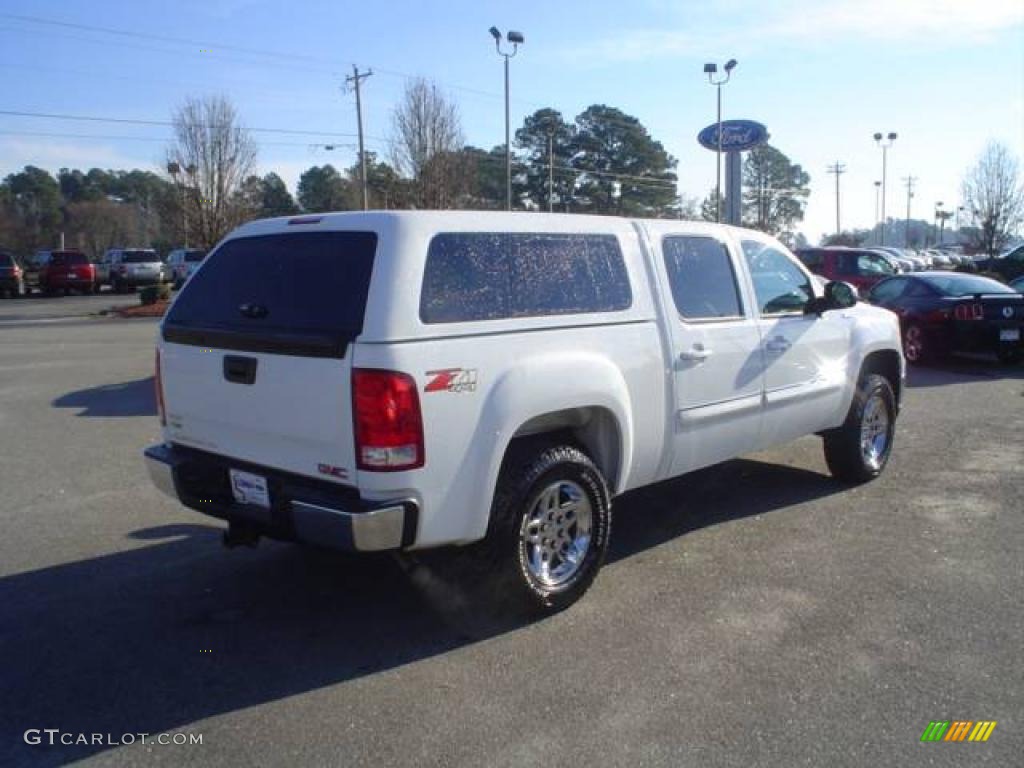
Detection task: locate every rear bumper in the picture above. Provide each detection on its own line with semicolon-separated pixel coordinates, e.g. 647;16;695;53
116;275;163;287
44;274;95;288
144;443;418;552
950;323;1023;354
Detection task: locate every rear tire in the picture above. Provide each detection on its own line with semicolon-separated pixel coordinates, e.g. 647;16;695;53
824;373;896;484
902;324;933;365
469;443;612;615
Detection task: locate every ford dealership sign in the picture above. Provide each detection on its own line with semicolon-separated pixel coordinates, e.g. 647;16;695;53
698;120;769;152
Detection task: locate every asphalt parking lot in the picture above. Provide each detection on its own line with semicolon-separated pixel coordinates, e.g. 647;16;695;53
1;298;1021;767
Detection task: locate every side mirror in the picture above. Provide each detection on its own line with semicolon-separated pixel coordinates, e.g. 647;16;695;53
806;280;858;316
825;280;858;309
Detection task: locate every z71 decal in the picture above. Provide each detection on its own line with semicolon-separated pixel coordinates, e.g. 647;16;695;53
425;368;478;393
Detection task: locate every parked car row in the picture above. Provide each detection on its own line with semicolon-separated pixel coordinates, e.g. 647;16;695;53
795;245;988;299
975;242;1024;281
0;246;207;297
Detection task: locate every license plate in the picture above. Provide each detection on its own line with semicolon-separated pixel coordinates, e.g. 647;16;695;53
229;469;270;509
1000;329;1020;341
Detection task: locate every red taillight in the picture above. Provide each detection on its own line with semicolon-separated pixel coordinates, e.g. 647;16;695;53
953;303;984;321
353;368;424;472
155;349;166;427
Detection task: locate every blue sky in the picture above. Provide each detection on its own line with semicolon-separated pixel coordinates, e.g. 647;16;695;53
1;0;1021;242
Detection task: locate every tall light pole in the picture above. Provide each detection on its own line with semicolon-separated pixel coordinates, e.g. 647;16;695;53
704;59;737;223
490;26;524;212
873;131;897;245
166;161;194;248
826;162;846;235
874;180;881;239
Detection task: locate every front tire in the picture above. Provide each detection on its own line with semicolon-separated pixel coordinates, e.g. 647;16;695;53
823;373;896;484
480;443;612;614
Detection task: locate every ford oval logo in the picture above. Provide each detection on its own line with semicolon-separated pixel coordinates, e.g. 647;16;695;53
698;120;770;152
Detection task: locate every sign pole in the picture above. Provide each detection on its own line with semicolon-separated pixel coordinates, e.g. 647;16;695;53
725;151;742;225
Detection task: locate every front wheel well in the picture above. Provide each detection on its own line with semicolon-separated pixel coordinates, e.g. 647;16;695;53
859;349;902;410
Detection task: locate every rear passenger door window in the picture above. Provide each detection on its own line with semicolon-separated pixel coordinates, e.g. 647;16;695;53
420;233;631;324
741;241;813;315
662;236;743;321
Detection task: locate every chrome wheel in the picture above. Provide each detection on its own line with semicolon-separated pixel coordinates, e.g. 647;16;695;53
859;393;891;471
519;480;593;588
903;325;924;363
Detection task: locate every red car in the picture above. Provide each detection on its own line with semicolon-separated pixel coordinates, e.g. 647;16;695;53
795;247;898;296
36;250;98;295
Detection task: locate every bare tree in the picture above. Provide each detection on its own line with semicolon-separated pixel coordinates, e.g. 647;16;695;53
390;79;464;208
166;96;257;247
961;141;1024;256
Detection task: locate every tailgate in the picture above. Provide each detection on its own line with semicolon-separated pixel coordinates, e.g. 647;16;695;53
161;344;356;481
158;230;377;484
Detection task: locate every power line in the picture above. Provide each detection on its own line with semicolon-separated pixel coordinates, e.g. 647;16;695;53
0;12;348;70
0;109;362;139
0;129;354;150
0;12;668;137
903;175;917;247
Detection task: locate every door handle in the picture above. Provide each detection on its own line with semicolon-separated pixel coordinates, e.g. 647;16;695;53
223;355;258;385
679;346;713;362
765;337;791;353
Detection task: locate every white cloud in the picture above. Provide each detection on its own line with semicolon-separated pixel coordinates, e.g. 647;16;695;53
569;0;1024;62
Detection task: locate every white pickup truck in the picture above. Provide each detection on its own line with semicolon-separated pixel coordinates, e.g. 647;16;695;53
145;212;904;612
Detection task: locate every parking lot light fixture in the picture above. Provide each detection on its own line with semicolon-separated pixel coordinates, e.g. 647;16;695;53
705;59;738;223
490;27;524;212
874;132;897;244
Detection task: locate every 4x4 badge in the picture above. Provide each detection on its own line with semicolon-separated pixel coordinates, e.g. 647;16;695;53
425;368;478;393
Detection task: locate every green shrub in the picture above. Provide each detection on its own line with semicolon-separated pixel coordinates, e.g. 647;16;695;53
139;284;171;305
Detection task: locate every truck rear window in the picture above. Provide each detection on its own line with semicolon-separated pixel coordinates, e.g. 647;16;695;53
123;251;159;263
164;232;376;357
421;232;631;324
50;252;88;266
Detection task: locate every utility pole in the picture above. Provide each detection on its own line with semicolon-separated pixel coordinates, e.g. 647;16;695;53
903;175;917;248
826;162;846;235
345;65;373;211
547;132;554;213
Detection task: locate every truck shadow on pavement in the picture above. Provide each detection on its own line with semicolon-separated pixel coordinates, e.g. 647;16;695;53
0;459;841;767
52;377;156;418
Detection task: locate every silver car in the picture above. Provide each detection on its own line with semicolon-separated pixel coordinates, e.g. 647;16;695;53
102;249;165;293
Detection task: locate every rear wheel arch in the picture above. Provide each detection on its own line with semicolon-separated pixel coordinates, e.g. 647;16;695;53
508;406;624;495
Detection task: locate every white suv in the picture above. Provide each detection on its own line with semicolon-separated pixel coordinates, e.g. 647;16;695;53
146;212;904;613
